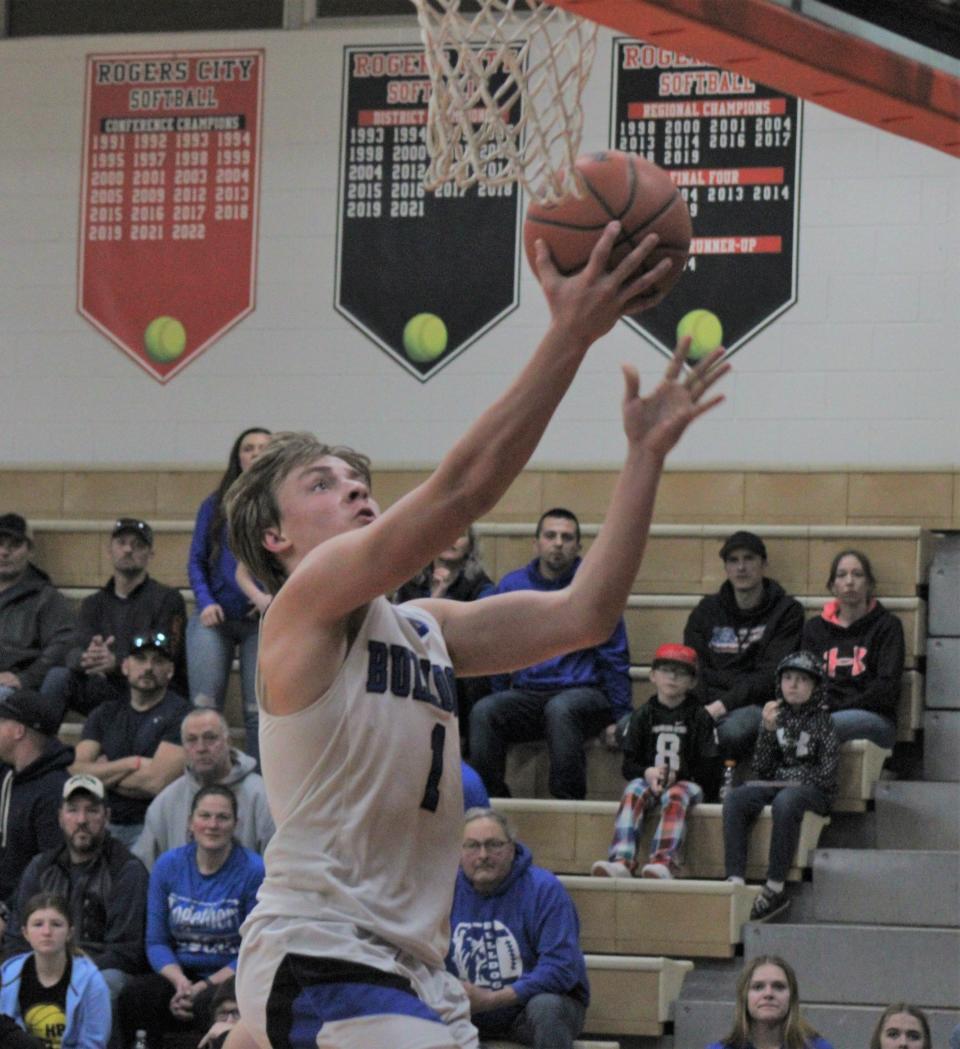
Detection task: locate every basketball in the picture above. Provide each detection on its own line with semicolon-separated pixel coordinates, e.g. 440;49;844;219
523;150;692;310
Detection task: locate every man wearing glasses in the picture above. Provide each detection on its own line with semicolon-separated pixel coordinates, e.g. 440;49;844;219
43;517;187;718
69;631;190;846
446;807;589;1049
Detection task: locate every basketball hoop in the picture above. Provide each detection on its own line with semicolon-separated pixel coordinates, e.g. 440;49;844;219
410;0;599;205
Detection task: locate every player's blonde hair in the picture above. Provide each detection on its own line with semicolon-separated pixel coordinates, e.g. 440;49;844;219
226;432;371;596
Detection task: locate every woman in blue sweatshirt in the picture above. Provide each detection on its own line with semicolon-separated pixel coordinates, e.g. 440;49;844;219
0;892;110;1049
116;786;264;1049
186;427;271;763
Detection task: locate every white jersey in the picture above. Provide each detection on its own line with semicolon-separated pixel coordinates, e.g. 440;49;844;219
247;596;463;969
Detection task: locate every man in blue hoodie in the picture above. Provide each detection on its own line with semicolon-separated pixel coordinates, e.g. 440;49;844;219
447;807;589;1049
469;508;631;799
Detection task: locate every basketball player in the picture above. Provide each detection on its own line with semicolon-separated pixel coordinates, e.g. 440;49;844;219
223;223;727;1049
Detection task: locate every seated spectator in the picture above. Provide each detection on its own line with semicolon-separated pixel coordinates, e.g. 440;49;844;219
706;954;833;1049
396;527;494;746
198;977;241;1049
592;643;718;880
723;652;839;922
447;807;589;1049
4;774;148;1005
801;549;904;747
116;786;264;1049
0;513;74;704
469;509;631;799
187;428;272;766
134;709;274;870
0;891;111;1049
43;518;187;718
685;531;804;761
69;632;190;847
870;1004;931;1049
0;689;73;906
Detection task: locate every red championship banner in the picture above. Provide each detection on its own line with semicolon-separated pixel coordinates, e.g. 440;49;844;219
78;50;264;382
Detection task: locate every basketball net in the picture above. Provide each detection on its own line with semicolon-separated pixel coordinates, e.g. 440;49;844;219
410;0;599;204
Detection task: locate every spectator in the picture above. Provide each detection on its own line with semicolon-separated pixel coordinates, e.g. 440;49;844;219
396;527;494;746
116;785;264;1049
461;760;489;811
0;689;73;905
197;977;241;1049
591;643;718;879
43;518;187;718
685;530;804;761
0;513;74;703
134;709;273;870
870;1004;931;1049
706;954;833;1049
0;892;111;1049
447;807;589;1049
4;774;148;1005
801;549;904;747
70;632;189;847
723;651;839;922
187;428;272;765
469;508;631;799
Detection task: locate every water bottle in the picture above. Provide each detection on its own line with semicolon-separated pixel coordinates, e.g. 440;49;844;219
132;1030;148;1049
719;759;736;801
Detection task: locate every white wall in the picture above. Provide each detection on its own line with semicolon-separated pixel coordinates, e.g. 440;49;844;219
0;19;957;468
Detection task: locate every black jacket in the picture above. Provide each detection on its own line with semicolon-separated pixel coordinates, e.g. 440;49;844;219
801;599;905;722
4;834;148;973
0;739;74;903
752;697;840;802
684;578;804;711
0;565;75;688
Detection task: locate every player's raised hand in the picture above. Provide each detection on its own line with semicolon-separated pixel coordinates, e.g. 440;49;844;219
535;223;673;346
620;338;729;460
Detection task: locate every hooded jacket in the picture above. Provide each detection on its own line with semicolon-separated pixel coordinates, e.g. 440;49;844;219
0;564;75;688
0;951;111;1049
684;578;804;711
446;840;589;1028
0;738;74;903
487;558;631;720
133;748;275;870
801;599;904;722
5;834;148;974
751;683;840;803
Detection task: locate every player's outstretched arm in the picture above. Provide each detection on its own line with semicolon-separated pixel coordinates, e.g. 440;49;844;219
422;341;728;676
283;225;674;628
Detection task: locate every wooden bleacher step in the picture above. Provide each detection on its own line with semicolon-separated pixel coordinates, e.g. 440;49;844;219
503;737;891;808
584;954;693;1037
483;1042;619;1049
495;799;829;881
564;876;759;958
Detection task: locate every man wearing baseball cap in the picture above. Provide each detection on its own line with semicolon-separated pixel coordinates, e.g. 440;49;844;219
0;512;74;705
42;517;186;718
0;687;74;904
4;773;149;1003
69;631;190;846
683;530;804;760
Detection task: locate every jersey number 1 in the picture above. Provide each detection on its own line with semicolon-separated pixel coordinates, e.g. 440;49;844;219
420;724;446;812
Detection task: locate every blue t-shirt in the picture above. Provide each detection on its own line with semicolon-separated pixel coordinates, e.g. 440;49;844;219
146;843;264;978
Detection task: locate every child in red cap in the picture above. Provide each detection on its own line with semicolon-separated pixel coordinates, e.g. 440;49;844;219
592;643;719;878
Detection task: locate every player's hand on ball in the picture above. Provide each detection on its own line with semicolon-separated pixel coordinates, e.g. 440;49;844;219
620;337;728;460
536;222;671;345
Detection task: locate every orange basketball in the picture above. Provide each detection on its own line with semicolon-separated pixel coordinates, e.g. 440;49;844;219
523;150;692;310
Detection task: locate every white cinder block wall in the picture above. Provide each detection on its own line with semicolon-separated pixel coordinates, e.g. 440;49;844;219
0;20;957;468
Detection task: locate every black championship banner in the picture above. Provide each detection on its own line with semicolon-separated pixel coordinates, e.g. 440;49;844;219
611;39;801;360
335;45;521;381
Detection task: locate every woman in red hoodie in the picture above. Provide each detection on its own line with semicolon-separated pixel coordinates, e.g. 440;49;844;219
801;549;903;747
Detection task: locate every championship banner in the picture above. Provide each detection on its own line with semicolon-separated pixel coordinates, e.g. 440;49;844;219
335;45;520;382
611;39;801;361
78;50;264;382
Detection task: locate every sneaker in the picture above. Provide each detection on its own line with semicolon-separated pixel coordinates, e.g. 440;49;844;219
750;886;790;922
591;860;632;878
640;862;674;879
